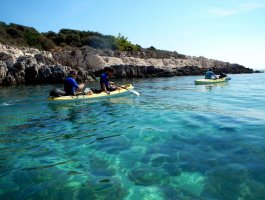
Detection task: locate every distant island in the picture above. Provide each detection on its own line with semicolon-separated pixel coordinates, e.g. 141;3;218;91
0;22;255;86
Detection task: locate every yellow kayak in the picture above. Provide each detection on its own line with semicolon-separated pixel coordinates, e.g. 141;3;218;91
195;77;231;85
48;84;135;101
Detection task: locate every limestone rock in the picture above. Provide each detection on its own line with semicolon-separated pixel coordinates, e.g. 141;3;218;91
0;61;8;84
0;42;254;86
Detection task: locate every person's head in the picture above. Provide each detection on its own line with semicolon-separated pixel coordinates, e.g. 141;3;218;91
208;68;213;71
104;67;114;76
69;70;78;78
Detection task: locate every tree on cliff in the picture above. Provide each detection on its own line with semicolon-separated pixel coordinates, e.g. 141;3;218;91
0;22;56;50
0;22;143;52
115;33;141;51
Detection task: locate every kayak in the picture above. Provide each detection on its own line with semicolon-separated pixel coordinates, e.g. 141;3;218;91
195;77;231;85
48;84;134;101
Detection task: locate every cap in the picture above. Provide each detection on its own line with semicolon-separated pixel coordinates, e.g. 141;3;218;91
70;70;77;75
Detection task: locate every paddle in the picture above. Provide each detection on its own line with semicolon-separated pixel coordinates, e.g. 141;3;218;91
116;84;140;96
76;81;92;95
94;77;140;96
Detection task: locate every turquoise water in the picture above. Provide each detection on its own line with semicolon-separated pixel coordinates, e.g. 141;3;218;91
1;73;265;200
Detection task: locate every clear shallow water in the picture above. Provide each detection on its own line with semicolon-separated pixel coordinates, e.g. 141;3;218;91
1;73;265;200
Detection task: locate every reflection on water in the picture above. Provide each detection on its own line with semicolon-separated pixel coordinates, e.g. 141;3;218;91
1;74;265;199
195;81;229;92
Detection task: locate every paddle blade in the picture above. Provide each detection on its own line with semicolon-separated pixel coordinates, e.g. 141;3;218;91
129;89;140;96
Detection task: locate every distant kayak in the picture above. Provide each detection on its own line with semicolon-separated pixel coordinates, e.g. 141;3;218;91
48;84;135;101
195;77;231;85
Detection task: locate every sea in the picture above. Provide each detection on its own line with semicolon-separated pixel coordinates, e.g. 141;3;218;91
1;73;265;200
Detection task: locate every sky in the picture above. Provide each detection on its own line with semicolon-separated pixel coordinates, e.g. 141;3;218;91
0;0;265;69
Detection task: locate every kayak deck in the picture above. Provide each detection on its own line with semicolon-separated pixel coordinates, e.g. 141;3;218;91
195;77;231;85
48;84;133;101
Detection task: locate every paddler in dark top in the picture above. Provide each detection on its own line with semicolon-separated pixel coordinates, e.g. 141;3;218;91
64;70;85;95
100;67;117;94
219;72;227;79
205;68;218;79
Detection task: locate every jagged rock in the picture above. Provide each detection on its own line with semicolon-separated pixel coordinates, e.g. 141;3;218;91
3;74;16;85
34;53;55;65
25;64;40;84
38;65;69;84
0;42;254;86
0;52;16;67
0;61;8;84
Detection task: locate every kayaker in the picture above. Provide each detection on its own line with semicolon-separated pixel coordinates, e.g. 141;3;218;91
219;72;227;79
205;68;218;79
64;70;85;95
100;67;117;94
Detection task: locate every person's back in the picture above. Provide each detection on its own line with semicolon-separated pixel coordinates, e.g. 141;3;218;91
100;72;109;90
100;67;117;94
64;70;83;95
205;68;217;79
64;77;78;95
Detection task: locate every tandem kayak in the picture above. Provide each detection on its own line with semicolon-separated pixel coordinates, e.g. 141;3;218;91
194;77;231;85
48;84;136;101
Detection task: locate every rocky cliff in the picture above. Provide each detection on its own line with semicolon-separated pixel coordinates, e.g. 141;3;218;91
0;43;253;86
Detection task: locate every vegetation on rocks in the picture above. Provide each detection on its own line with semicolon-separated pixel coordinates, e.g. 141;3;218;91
0;22;56;50
0;22;186;59
0;22;139;52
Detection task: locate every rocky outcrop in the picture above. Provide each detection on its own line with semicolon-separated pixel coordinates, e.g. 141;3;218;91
0;43;254;85
52;47;253;78
0;43;92;85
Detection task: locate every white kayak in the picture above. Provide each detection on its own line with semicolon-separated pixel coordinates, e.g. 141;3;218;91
195;77;231;85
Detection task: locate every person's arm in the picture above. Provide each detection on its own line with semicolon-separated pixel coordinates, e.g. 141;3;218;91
72;79;84;94
101;82;110;94
213;73;218;79
100;74;110;94
211;72;218;79
78;83;85;91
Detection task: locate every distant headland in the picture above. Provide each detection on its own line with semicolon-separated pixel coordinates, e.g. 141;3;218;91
0;22;255;86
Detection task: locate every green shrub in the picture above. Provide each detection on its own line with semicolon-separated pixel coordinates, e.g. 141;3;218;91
147;46;156;51
81;35;112;49
43;31;57;41
0;22;182;58
6;27;23;38
65;33;80;46
39;36;56;50
115;33;140;51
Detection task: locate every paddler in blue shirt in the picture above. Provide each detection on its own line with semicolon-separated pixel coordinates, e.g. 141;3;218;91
205;68;218;79
64;70;85;95
100;67;117;94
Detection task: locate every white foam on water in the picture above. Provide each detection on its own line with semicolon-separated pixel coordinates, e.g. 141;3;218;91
1;103;12;106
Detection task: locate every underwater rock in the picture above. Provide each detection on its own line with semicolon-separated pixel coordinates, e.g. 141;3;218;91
127;186;164;200
203;164;248;200
162;163;182;176
171;171;205;197
89;156;116;177
128;166;167;186
150;154;174;168
79;177;128;200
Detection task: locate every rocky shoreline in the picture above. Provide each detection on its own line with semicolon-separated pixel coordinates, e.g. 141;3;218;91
0;43;254;86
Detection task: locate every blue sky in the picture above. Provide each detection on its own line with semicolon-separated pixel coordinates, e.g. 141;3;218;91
0;0;265;69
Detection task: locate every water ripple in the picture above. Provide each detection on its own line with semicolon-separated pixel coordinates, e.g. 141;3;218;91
1;75;265;199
